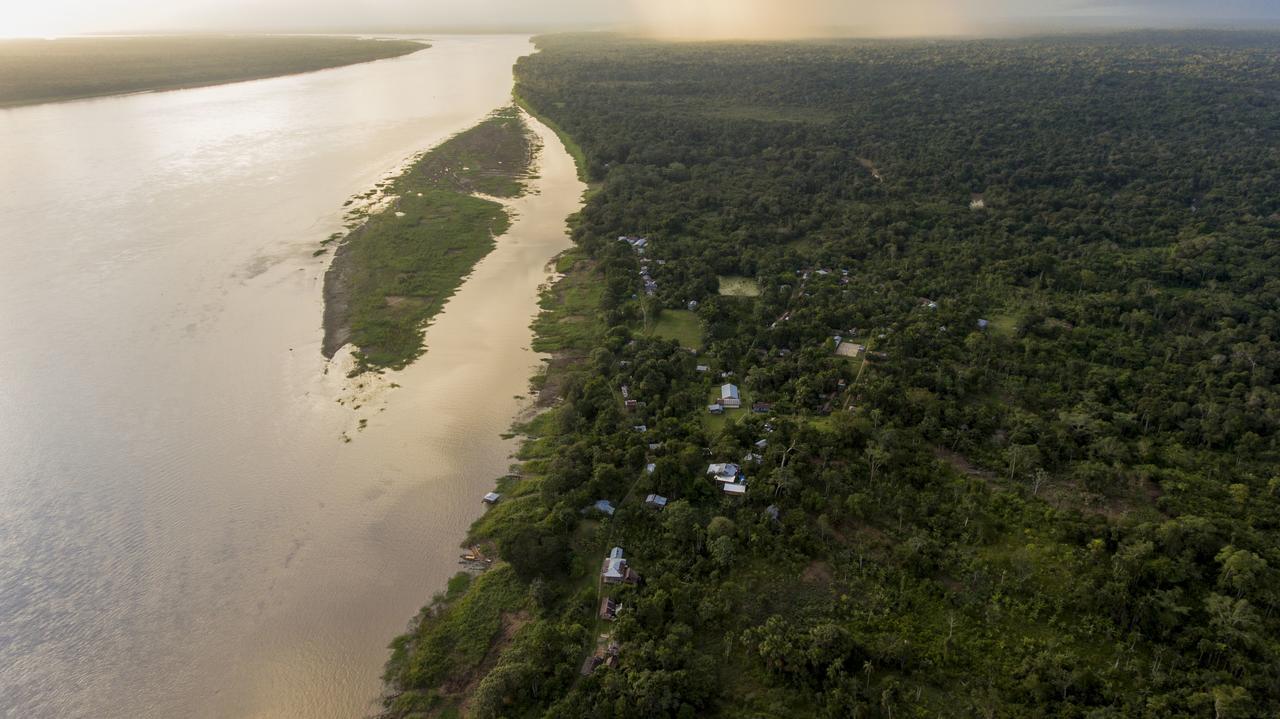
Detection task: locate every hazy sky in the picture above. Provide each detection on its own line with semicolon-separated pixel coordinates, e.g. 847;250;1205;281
3;0;1278;38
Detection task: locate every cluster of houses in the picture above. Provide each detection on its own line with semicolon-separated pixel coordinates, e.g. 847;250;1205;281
592;545;637;672
622;383;641;412
619;235;648;253
796;267;853;286
619;235;660;296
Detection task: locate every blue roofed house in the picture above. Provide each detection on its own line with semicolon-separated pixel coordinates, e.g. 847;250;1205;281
707;463;741;483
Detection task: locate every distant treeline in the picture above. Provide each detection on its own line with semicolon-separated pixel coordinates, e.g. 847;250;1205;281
0;35;425;107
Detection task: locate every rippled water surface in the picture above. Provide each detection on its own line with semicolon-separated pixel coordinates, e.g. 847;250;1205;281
0;35;583;718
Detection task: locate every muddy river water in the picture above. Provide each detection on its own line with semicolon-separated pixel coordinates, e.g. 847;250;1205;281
0;35;584;718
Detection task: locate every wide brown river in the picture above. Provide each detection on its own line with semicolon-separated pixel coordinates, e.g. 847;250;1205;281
0;35;584;718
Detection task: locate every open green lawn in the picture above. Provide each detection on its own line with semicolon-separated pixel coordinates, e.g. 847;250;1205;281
986;313;1018;337
648;309;704;349
0;35;424;107
717;275;762;297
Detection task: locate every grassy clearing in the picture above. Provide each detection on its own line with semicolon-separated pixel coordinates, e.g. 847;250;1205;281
324;107;535;371
717;275;762;297
531;250;604;355
986;312;1018;337
648;308;703;348
0;36;424;107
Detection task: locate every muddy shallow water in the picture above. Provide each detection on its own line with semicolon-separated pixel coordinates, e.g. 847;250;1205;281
0;34;584;718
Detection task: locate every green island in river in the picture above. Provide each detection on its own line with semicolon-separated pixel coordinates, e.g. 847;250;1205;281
323;106;537;371
0;35;426;107
377;31;1280;719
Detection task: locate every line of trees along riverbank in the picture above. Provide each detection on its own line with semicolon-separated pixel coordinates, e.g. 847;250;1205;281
0;36;426;108
381;31;1280;718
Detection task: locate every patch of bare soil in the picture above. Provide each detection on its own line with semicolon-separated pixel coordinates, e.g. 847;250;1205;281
802;560;833;585
857;157;883;181
933;446;997;483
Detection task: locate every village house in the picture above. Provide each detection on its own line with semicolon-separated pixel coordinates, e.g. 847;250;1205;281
585;499;616;517
599;597;621;621
619;235;648;251
707;403;724;415
696;364;710;373
751;402;773;414
720;384;742;409
481;492;501;504
707;463;741;483
644;494;668;509
722;481;747;496
601;547;639;585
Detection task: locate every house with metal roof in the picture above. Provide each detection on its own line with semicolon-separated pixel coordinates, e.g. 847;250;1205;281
720;384;741;408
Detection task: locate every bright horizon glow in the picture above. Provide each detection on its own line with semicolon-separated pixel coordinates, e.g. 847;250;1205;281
2;0;1278;39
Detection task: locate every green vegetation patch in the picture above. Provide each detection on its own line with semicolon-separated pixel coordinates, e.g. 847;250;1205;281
382;566;528;716
323;107;535;372
531;250;604;355
0;35;424;107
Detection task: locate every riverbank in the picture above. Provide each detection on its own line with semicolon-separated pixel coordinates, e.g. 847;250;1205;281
0;36;427;108
376;88;602;719
0;35;553;719
322;106;537;371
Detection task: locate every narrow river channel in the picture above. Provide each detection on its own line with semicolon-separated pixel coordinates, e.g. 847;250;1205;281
0;35;584;718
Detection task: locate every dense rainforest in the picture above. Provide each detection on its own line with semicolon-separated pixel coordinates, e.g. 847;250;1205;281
381;31;1280;718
